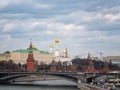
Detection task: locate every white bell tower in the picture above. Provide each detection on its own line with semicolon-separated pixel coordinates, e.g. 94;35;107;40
54;38;59;57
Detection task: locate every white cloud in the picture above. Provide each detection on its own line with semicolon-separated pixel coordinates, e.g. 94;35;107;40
34;2;52;9
0;0;22;9
105;13;120;22
0;0;120;57
3;23;16;33
46;30;55;35
47;23;85;31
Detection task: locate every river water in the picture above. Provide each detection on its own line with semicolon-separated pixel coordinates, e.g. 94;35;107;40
0;80;79;90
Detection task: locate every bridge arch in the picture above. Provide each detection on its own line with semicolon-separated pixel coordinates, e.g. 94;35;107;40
0;72;78;83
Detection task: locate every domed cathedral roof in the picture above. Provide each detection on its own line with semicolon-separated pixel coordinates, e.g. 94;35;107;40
62;48;68;57
63;48;67;53
55;38;59;43
49;43;53;48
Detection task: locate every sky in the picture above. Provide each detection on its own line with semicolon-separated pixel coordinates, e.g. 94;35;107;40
0;0;120;58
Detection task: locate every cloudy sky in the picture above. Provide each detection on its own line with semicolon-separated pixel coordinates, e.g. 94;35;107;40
0;0;120;58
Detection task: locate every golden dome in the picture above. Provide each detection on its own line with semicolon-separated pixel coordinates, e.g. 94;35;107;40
49;44;53;48
55;38;59;43
63;49;67;53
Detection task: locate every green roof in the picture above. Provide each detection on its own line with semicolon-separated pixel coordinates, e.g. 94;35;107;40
28;43;38;51
13;49;28;53
40;51;50;54
12;42;50;54
12;49;50;54
27;48;38;51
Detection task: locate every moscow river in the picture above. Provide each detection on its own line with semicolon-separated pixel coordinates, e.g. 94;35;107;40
0;79;79;90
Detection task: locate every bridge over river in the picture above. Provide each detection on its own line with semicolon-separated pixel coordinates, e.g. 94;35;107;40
0;71;120;90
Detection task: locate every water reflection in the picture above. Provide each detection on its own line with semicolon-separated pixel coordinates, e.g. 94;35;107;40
13;79;77;86
0;79;79;90
0;84;79;90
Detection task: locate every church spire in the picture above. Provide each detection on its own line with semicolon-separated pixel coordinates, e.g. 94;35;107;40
87;52;91;60
29;39;33;54
30;39;32;49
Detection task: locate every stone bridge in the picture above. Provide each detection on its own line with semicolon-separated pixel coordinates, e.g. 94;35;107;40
0;72;120;83
0;71;120;90
0;72;78;83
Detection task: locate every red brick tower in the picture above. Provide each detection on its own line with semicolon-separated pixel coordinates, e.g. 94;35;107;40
26;39;35;72
86;52;95;73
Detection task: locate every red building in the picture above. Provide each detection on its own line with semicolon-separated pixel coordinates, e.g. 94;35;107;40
26;40;35;72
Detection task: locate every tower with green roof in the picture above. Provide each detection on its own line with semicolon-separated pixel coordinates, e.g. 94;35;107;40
26;39;35;72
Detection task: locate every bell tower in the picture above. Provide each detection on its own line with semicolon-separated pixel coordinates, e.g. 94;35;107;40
54;38;59;57
26;39;35;72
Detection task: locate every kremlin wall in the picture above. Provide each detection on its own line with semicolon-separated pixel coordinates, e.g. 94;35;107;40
0;38;70;65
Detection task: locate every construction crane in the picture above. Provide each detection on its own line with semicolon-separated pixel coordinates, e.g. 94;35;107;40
96;52;103;61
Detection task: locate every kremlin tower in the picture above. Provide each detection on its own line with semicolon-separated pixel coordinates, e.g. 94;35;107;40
86;52;95;73
26;39;35;72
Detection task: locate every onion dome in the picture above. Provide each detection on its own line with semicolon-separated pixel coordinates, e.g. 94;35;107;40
63;49;67;53
55;38;59;43
49;44;53;48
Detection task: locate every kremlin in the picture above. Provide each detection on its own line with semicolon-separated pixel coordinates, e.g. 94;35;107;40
0;38;70;65
0;38;120;73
